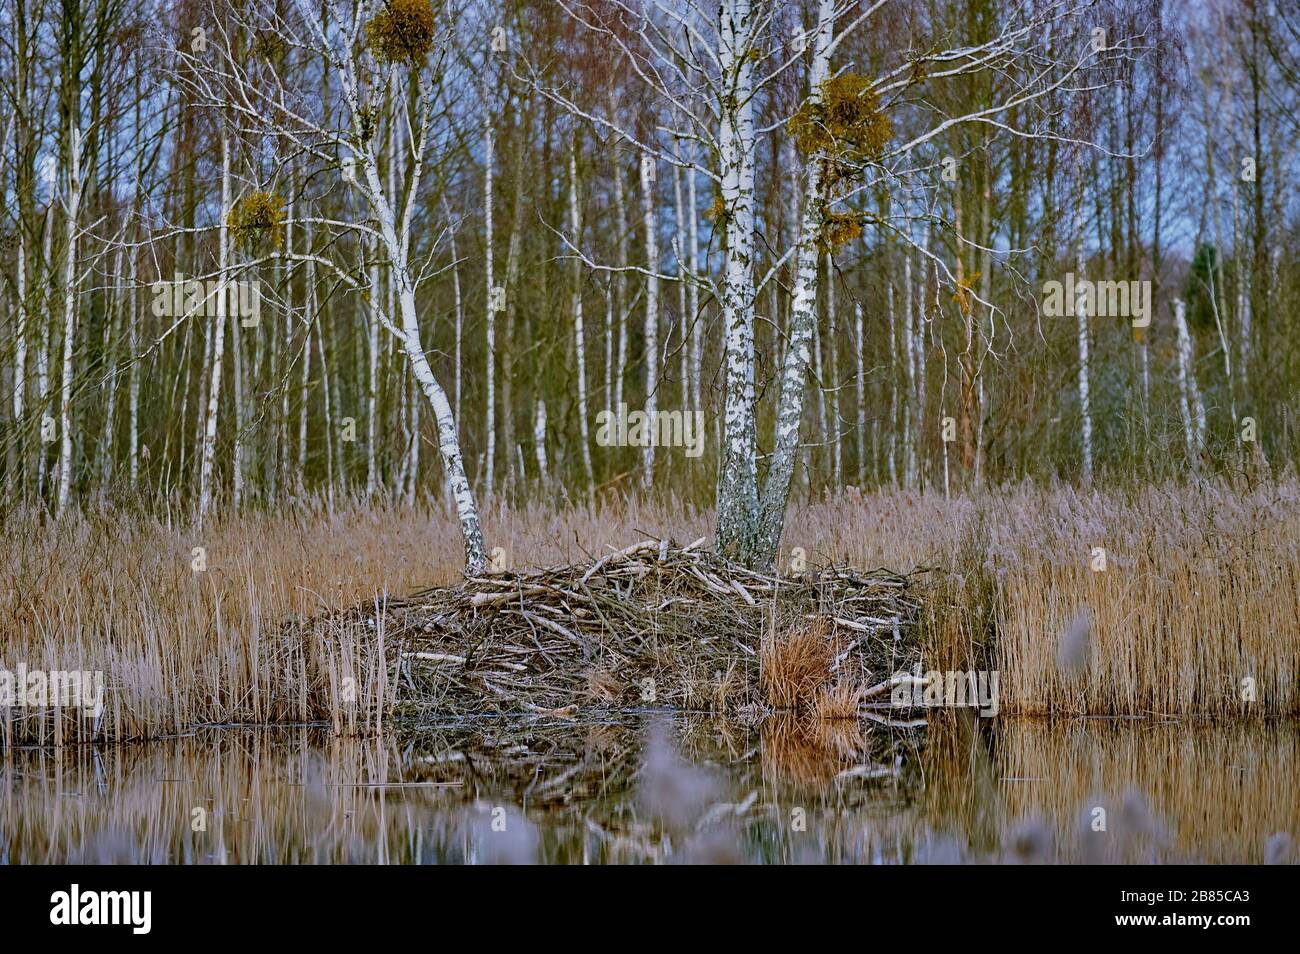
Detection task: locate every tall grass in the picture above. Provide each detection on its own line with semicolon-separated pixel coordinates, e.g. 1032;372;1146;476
798;478;1300;715
1;478;1296;744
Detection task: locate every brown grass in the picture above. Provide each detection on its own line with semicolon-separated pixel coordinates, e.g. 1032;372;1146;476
760;619;838;711
1;477;1296;747
792;477;1300;716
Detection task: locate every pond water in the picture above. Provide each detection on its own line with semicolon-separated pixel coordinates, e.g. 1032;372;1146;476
1;714;1295;864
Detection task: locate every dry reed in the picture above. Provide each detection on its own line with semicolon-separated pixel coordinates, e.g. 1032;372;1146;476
2;477;1296;746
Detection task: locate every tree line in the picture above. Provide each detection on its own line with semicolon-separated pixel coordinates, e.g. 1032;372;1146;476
1;0;1297;569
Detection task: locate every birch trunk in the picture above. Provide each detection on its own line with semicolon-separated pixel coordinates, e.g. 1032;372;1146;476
232;301;244;507
353;73;486;572
1172;298;1206;460
903;253;917;488
37;205;51;496
14;227;26;468
812;254;828;472
128;244;140;487
1074;204;1093;484
100;243;124;495
483;127;496;497
714;0;760;562
686;147;702;414
367;236;380;496
827;266;841;489
886;271;898;486
501;143;525;494
443;195;464;420
533;399;548;484
673;163;689;411
752;0;835;567
569;143;594;489
855;301;865;485
56;125;82;516
612;151;629;413
639;151;659;488
197;127;230;522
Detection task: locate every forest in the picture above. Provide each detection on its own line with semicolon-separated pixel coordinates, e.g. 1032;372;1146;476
0;0;1294;551
1;0;1299;875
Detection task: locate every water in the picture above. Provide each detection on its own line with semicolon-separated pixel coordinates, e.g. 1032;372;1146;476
2;714;1295;864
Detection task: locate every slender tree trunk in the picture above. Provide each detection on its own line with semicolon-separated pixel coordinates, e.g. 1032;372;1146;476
356;86;486;572
686;147;702;415
128;245;140;487
886;266;898;486
100;243;125;496
443;195;464;421
827;264;841;490
533;399;547;485
231;300;245;507
1074;201;1093;484
367;235;380;496
37;206;52;498
56;127;82;516
812;253;828;475
639;151;659;488
1172;298;1205;461
903;253;917;488
673;163;689;412
612;150;630;413
198;127;230;522
855;301;865;486
569;141;594;490
501;142;526;496
483;127;496;497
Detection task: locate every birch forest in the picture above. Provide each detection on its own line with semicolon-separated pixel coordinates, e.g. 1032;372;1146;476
6;0;1300;873
0;0;1297;566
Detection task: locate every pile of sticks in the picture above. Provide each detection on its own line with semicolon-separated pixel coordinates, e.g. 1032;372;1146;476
307;538;924;716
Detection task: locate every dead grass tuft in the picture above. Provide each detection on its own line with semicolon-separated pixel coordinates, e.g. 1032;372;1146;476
761;619;837;711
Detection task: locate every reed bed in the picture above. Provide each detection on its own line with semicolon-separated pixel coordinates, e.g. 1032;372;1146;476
800;477;1300;715
1;477;1296;745
989;481;1300;715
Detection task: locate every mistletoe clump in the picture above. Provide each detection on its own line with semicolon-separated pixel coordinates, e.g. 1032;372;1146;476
817;210;864;253
367;0;436;66
789;73;892;171
227;191;286;252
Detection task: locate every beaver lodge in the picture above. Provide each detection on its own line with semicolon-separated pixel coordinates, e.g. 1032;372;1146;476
299;539;927;722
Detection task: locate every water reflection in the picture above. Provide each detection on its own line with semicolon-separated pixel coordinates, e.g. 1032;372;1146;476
1;715;1294;864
